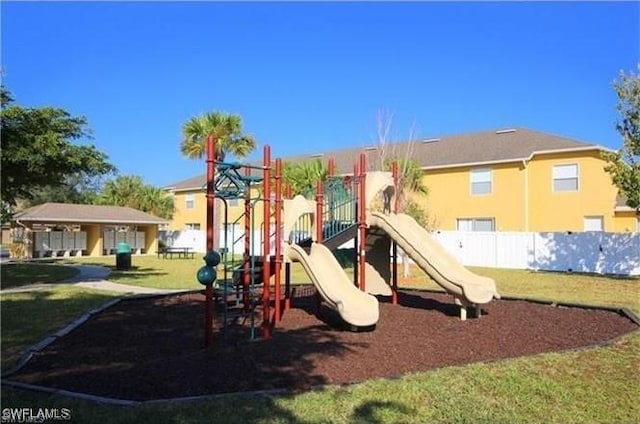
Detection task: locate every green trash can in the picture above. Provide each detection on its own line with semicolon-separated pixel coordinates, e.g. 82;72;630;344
116;242;131;271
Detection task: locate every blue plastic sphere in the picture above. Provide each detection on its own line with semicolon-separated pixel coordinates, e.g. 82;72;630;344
203;250;221;267
196;266;217;286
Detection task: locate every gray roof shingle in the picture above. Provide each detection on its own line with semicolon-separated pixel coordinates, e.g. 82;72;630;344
166;127;603;190
13;203;168;225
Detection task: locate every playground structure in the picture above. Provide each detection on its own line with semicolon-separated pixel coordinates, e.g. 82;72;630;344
197;136;500;347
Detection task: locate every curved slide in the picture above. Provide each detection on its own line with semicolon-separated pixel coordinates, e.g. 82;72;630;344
367;211;499;305
284;243;379;327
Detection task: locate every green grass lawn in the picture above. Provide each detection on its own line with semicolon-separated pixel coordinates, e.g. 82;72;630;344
61;255;318;290
1;286;119;370
0;263;79;289
401;266;640;316
1;257;639;423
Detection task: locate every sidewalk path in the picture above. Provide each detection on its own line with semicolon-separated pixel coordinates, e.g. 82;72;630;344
1;265;188;295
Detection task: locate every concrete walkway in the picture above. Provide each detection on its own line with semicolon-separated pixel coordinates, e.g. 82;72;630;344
1;264;187;295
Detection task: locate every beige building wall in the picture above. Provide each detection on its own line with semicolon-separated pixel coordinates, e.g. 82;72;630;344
83;224;102;257
170;188;266;231
613;211;639;232
527;151;619;232
168;150;631;234
422;162;527;231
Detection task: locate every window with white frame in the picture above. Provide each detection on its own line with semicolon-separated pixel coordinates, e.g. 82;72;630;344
583;216;603;232
470;168;492;195
185;193;195;209
456;218;495;231
553;164;579;192
185;223;201;231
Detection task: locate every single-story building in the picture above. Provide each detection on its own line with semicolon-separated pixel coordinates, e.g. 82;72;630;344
10;202;168;258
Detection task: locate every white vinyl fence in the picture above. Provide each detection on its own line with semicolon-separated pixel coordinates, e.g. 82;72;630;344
432;231;640;276
159;229;640;276
159;226;269;257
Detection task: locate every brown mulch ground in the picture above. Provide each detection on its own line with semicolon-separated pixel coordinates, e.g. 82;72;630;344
9;287;638;401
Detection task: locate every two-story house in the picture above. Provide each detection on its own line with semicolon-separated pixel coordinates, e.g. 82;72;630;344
165;127;637;235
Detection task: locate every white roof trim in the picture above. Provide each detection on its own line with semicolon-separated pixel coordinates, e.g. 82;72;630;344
420;146;607;171
421;158;528;171
524;145;609;161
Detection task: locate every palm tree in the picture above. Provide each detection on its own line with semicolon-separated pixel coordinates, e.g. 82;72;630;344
97;175;145;208
391;157;428;196
181;112;257;252
180;112;257;161
384;157;430;277
282;160;328;198
96;175;173;219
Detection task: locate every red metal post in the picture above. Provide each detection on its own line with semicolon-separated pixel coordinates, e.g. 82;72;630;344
392;161;400;213
358;153;367;292
353;162;359;288
261;145;272;339
316;179;324;243
391;161;399;305
327;158;335;222
283;182;291;309
274;158;283;321
206;136;216;251
243;166;251;310
284;262;291;311
204;135;216;347
315;178;324;313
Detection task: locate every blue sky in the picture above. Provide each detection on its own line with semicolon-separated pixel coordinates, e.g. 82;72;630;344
2;1;638;187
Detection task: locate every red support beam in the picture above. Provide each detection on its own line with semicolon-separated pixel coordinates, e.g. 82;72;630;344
261;145;272;339
206;136;216;251
358;153;367;292
315;177;324;313
315;180;324;243
204;135;216;347
274;158;283;321
328;158;335;177
353;162;359;288
392;161;400;214
284;262;291;311
391;161;399;305
283;182;291;309
243;166;251;310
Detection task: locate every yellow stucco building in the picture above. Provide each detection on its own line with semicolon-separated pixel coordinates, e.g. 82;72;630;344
165;128;638;234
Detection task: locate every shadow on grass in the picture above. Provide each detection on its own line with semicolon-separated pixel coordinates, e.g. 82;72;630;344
352;399;417;423
100;266;168;282
1;384;419;423
57;260;170;282
0;263;80;290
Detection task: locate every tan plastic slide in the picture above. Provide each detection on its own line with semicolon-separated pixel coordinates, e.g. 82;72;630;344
367;211;499;305
284;243;379;327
